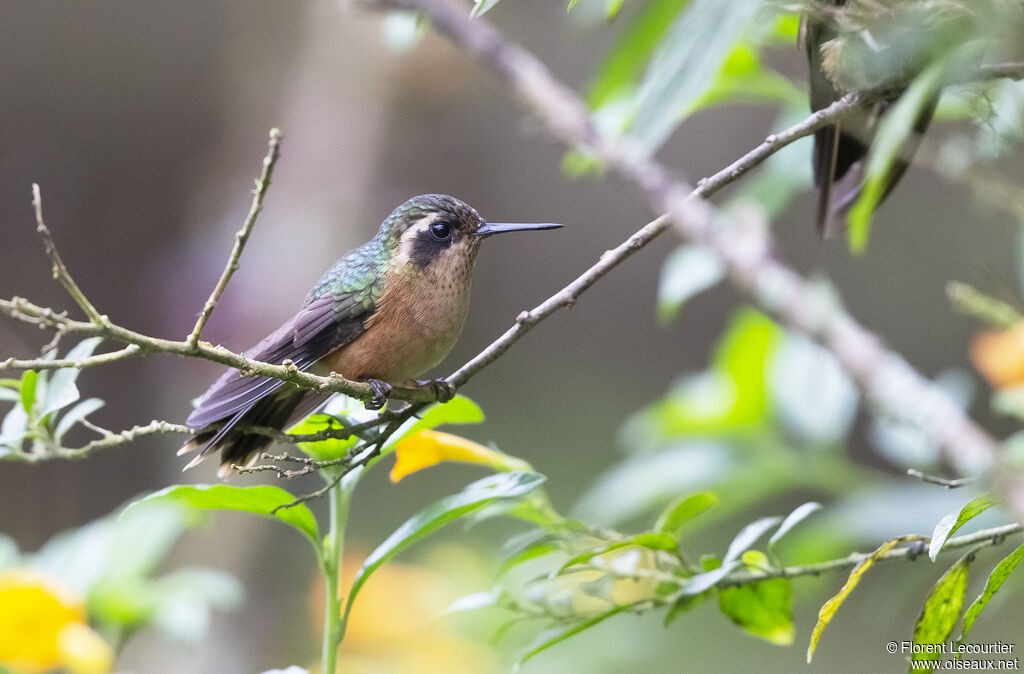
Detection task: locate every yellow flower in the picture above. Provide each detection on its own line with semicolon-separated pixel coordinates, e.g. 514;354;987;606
390;429;531;483
0;570;113;674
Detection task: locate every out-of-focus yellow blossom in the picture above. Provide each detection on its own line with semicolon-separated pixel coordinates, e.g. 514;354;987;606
971;320;1024;389
312;552;498;674
0;570;113;674
390;429;531;483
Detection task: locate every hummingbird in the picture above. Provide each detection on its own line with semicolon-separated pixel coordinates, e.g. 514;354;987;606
180;194;562;475
801;0;939;237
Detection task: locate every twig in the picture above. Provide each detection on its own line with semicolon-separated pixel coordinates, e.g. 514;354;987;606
368;0;1023;519
0;345;143;371
187;129;282;348
31;184;106;326
906;468;978;489
720;523;1021;587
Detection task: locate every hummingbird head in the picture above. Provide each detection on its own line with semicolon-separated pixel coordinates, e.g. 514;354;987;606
380;194;562;274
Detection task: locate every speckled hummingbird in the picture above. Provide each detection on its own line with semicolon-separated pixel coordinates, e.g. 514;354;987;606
180;194;561;474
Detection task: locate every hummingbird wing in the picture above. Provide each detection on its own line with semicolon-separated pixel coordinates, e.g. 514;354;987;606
182;251;385;472
184;293;369;431
803;0;939;237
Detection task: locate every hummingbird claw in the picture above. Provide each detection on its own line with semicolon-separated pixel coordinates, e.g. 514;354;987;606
365;378;392;410
415;378;456;403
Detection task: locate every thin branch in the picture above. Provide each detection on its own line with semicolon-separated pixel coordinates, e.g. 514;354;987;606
187;129;282;348
368;0;1024;519
721;523;1021;587
31;184;106;326
0;345;143;371
906;468;978;489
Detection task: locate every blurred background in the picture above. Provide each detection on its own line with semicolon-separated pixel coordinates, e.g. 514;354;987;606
1;0;1023;672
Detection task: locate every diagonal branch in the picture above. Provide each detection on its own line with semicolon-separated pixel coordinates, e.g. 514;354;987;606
32;183;106;326
365;0;1023;517
187;128;283;348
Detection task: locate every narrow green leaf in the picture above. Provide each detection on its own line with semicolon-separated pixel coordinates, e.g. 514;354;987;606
20;370;38;415
567;0;583;11
679;560;740;595
769;502;822;548
628;0;764;154
55;398;105;442
654;491;718;537
605;0;625;20
929;494;999;561
41;337;102;419
847;61;945;253
127;484;319;547
960;542;1024;645
500;542;562;576
470;0;503;18
558;533;677;574
514;605;628;671
587;0;690;108
808;535;926;662
719;578;794;645
911;553;972;673
345;471;545;621
724;516;782;564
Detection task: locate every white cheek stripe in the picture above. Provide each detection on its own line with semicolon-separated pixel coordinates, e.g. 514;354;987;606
395;213;439;266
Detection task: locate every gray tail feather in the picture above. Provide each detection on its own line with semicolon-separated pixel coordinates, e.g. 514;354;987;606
181;389;329;476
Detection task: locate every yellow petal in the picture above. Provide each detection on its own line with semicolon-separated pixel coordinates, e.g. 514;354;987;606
0;570;85;671
58;623;114;674
390;429;528;483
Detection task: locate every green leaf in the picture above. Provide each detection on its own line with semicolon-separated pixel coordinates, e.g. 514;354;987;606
54;398;105;442
499;541;563;576
408;394;484;432
769;502;822;548
289;413;361;461
911;553;972;673
586;0;690;108
960;542;1024;645
718;578;794;645
679;560;740;595
690;42;804;112
127;484;319;548
657;245;724;323
514;605;628;671
654;490;718;537
807;535;926;662
929;494;998;561
20;370;38;415
557;533;677;573
470;0;503;18
627;0;765;154
724;516;782;564
344;471;545;622
605;0;625;20
847;61;945;253
41;337;102;420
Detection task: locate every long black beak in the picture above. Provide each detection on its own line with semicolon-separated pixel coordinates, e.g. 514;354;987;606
476;222;563;238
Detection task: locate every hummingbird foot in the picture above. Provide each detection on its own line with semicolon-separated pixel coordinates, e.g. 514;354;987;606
414;378;456;403
365;378;393;410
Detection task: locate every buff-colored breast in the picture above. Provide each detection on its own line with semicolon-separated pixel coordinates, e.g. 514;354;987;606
323;259;472;383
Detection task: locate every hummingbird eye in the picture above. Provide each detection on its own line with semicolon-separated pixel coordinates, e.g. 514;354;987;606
429;220;453;241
